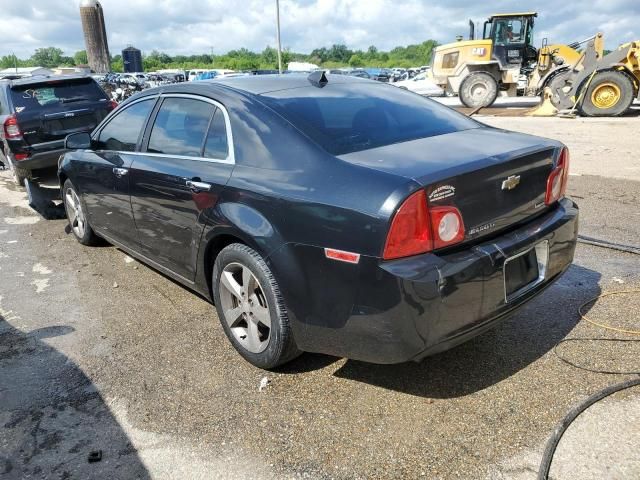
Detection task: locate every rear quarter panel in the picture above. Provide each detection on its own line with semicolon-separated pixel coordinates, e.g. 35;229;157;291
194;87;416;303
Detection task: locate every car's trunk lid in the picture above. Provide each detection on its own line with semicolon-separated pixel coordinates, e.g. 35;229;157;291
339;127;560;244
9;78;111;146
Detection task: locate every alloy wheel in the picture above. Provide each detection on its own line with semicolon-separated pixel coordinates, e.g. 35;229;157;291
219;262;271;353
65;188;86;238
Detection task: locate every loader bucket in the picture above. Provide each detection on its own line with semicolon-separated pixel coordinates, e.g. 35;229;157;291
525;87;558;117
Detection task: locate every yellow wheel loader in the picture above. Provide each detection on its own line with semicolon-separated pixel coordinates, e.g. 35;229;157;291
429;12;640;116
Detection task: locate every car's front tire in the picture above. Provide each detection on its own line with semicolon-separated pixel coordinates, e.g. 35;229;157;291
63;179;98;246
212;243;301;369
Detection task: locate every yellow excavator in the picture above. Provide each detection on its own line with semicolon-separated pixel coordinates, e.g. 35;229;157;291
428;12;640;116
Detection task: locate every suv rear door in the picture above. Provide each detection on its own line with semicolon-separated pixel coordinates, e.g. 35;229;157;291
9;77;113;148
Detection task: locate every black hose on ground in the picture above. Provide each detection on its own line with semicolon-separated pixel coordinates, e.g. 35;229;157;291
537;290;640;479
577;235;640;255
537;376;640;480
554;338;640;375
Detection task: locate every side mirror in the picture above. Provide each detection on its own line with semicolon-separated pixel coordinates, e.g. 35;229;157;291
65;132;92;150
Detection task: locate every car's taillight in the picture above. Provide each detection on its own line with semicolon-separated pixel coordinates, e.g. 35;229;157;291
430;206;465;250
107;100;118;111
14;153;30;161
383;190;432;259
3;115;22;139
545;147;570;205
383;190;465;260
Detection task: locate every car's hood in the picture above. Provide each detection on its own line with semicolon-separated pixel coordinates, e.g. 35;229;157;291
338;126;561;185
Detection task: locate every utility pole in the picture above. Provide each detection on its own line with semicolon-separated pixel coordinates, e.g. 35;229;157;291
276;0;283;74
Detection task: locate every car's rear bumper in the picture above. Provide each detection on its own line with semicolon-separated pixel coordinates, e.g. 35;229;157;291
272;198;578;364
6;140;66;171
16;150;65;170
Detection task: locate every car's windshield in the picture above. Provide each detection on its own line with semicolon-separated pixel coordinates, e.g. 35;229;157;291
10;79;106;110
260;82;479;155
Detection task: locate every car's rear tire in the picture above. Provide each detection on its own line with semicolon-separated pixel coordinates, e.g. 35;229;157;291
63;179;99;246
212;243;301;369
459;72;499;109
579;70;635;117
4;153;31;187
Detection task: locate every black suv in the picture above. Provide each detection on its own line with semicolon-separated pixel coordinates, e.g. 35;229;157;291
0;75;115;185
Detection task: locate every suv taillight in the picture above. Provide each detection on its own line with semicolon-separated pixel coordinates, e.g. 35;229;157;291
383;190;465;260
107;100;118;111
545;147;570;205
3;115;22;139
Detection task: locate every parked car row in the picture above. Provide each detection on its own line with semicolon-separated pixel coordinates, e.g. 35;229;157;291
325;66;443;96
394;71;444;96
327;68;392;82
58;72;578;370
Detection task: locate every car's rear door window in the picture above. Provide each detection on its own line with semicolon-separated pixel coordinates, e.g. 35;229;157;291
203;109;229;159
260;83;479;155
147;97;215;157
95;98;155;151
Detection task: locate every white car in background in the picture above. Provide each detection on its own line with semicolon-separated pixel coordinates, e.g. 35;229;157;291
393;72;444;96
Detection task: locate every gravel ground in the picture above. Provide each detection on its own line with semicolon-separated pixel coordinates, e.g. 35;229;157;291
1;116;639;479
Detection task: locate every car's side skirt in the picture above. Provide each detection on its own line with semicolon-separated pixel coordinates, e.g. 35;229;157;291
96;230;211;300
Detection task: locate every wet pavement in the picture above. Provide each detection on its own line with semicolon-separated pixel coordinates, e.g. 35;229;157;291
1;124;639;479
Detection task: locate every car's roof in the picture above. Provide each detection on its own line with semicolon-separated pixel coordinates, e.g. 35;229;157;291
204;73;371;95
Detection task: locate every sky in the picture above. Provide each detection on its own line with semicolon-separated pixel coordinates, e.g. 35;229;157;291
0;0;639;59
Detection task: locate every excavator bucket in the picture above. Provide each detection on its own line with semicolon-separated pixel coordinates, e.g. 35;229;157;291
525;87;558;117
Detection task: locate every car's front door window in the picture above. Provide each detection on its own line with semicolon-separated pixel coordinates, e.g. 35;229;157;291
147;98;215;157
95;98;155;151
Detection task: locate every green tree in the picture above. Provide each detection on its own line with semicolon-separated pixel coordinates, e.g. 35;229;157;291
31;47;65;68
0;54;24;69
59;56;75;67
310;47;329;63
6;38;441;73
348;54;365;67
74;50;88;65
328;44;352;63
111;58;123;72
261;46;278;68
147;50;172;65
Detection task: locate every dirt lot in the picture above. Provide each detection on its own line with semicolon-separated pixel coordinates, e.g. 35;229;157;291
1;117;639;479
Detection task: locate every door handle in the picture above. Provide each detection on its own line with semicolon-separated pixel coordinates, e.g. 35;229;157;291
113;167;128;178
186;180;213;192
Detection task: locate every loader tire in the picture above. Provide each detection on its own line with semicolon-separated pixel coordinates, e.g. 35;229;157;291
579;71;634;117
459;72;498;109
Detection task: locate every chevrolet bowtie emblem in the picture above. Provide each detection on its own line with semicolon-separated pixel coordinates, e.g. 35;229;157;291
501;175;521;191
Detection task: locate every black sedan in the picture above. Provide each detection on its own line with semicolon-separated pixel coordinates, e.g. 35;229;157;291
59;73;578;369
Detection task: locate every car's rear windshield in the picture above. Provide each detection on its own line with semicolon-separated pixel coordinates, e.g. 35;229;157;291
259;83;479;155
10;78;107;111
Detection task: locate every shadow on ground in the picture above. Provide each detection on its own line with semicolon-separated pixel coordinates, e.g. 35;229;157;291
0;316;149;479
283;264;601;398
